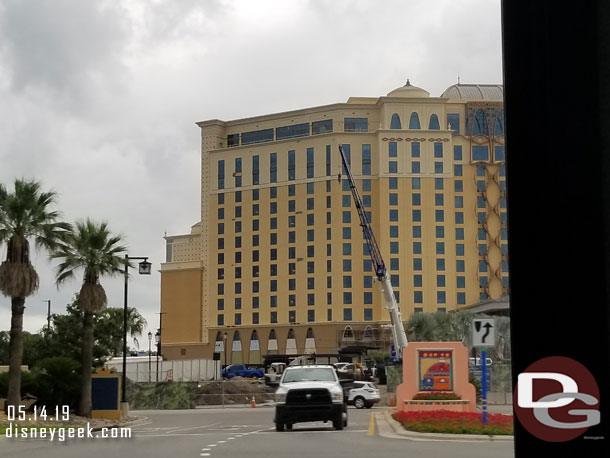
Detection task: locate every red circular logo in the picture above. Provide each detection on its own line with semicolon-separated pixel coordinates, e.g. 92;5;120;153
514;356;600;442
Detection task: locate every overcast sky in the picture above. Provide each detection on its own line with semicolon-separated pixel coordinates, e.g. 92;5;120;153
0;0;502;348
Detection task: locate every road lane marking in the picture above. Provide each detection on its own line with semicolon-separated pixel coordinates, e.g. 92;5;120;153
368;412;376;436
201;448;211;451
208;444;217;447
200;454;210;457
217;440;226;443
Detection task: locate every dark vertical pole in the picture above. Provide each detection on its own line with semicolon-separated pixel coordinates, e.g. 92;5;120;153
122;255;128;403
148;339;152;383
481;348;487;424
46;300;51;333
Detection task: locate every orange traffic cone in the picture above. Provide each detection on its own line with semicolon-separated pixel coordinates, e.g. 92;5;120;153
389;395;396;407
251;396;256;408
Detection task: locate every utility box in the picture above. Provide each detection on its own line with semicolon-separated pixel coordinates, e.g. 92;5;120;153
91;367;121;420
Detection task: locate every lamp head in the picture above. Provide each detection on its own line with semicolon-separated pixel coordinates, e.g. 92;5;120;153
138;259;152;275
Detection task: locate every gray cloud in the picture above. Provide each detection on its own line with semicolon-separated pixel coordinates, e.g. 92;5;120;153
0;0;502;338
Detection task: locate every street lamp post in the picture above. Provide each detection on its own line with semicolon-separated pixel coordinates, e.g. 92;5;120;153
155;329;161;382
223;332;228;370
121;255;151;416
148;331;152;383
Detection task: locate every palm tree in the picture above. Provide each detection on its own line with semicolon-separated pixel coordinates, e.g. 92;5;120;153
0;179;70;410
53;219;126;417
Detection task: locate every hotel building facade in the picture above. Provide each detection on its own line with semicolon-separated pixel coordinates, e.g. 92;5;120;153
160;81;507;363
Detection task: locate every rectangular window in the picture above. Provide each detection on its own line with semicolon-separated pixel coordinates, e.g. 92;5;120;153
456;260;465;272
388;142;397;158
411;142;420;157
227;133;239;147
252;155;259;185
414;275;422;287
434;142;443;158
364;276;373;288
270;311;277;323
414;291;423;304
218;160;225;190
313;119;333;135
389;210;399;222
436;242;445;254
241;128;274;145
234;158;242;187
270;153;277;183
453;145;463;160
276;123;309;140
457;292;466;305
456;227;464;240
412;177;421;189
390;242;399;254
389;193;399;206
252;312;259;324
412;161;420;173
413;226;422;238
343;276;352;288
343;308;352;320
307;245;314;257
307;147;314;178
307;182;314;194
495;146;506;161
448;114;460;134
270;202;277;214
435;194;444;206
436;258;445;271
473;145;490;161
217;298;224;310
270;217;277;229
326;145;331;176
436;210;444;222
456;243;465;256
389;161;398;173
413;258;422;271
413;242;422;254
364;308;373;321
218;223;224;235
454;164;463;176
288;200;295;212
412;194;421;205
437;291;446;304
217;314;224;326
437;275;446;287
454;180;463;192
361;144;372;175
235;298;242;310
435;178;444;190
390;226;399;238
342;195;351;208
412;210;421;222
344;118;368;132
434;162;443;173
288;150;296;181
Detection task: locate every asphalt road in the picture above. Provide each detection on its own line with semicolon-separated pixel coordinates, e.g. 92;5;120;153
0;407;514;458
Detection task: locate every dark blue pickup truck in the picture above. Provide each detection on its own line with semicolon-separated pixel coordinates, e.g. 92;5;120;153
221;364;264;379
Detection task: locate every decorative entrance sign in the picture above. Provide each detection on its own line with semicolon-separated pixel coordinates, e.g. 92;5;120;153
91;367;121;420
418;350;453;392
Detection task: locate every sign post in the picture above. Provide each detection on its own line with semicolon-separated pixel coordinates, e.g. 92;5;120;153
472;319;495;424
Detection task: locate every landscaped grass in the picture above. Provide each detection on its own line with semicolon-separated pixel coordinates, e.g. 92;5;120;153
392;410;514;435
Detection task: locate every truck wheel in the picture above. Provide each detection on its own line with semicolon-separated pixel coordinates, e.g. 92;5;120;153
333;416;344;430
276;422;284;432
286;423;293;430
354;397;365;409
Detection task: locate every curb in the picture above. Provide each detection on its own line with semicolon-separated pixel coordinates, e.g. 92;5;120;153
92;415;151;431
376;409;514;442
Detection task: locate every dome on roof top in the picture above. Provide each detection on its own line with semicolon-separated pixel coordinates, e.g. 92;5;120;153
441;84;503;100
387;79;430;98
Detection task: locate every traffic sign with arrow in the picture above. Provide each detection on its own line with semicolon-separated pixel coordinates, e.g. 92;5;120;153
472;319;495;347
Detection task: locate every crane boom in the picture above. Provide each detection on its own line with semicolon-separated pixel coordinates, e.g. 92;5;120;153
338;145;408;358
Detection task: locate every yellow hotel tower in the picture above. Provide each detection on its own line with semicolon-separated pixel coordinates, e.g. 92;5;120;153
160;81;507;363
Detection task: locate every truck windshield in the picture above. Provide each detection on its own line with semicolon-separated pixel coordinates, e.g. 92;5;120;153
282;368;336;383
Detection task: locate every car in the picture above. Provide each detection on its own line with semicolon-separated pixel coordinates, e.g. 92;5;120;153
347;381;380;409
274;365;348;431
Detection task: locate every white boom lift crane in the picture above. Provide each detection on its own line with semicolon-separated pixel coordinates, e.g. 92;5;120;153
338;145;409;360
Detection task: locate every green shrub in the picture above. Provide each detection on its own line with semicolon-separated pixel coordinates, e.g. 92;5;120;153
127;380;198;409
0;370;37;398
32;357;81;409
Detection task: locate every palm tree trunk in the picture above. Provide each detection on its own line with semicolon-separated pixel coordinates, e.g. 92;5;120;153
6;297;25;411
79;311;94;417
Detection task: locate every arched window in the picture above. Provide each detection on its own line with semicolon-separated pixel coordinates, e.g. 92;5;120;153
287;328;295;339
390;113;402;129
306;328;314;339
233;331;241;342
409;112;421;129
251;330;258;341
363;326;374;340
342;326;354;340
215;331;223;342
269;329;276;340
494;110;504;136
473;109;488;136
428;114;440;130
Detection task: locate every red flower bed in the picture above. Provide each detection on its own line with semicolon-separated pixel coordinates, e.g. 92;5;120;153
412;392;462;401
392;410;513;435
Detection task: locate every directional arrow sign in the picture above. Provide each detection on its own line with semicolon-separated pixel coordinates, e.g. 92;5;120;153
472;319;495;347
